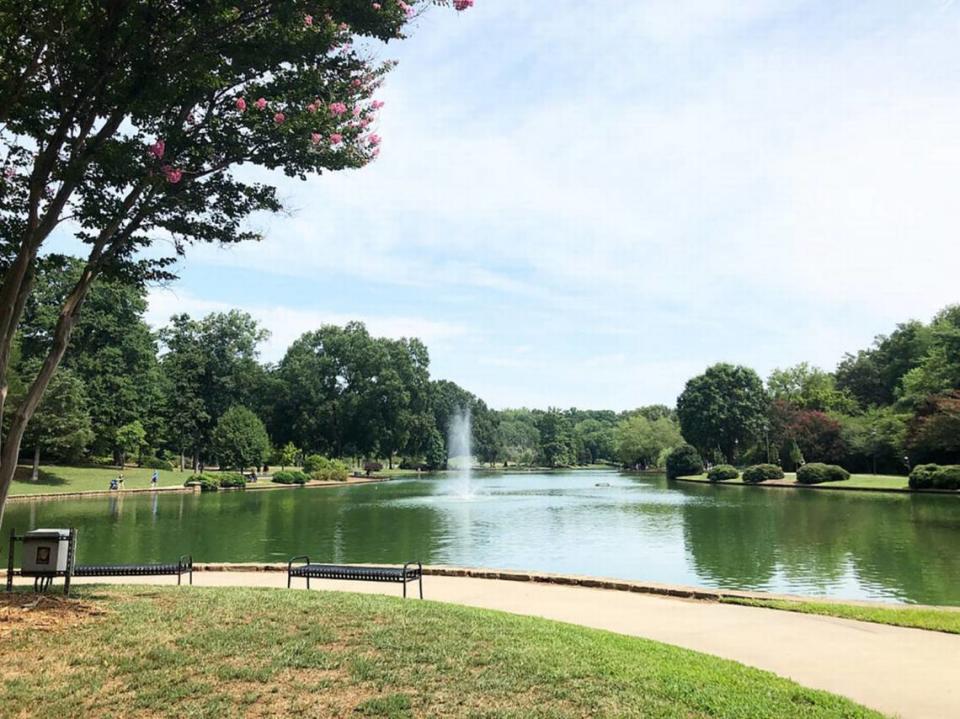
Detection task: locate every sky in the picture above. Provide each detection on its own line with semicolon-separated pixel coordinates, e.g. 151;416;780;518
140;0;960;410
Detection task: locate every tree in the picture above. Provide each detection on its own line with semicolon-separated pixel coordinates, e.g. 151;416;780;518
614;415;682;468
115;420;146;468
840;408;909;474
767;363;856;414
789;411;846;465
907;391;960;465
676;364;768;463
159;311;269;467
424;427;446;470
537;409;574;467
0;0;472;523
497;413;540;466
274;441;300;471
574;418;615;464
19;256;165;461
212;405;270;472
18;365;93;479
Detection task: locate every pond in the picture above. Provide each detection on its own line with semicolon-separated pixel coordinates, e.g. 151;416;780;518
3;469;959;605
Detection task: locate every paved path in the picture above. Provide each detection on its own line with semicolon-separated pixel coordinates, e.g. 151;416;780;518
30;571;960;719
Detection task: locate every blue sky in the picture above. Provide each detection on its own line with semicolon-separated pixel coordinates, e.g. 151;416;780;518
142;0;960;410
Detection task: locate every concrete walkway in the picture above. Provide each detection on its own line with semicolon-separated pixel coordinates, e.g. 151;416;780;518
28;571;960;719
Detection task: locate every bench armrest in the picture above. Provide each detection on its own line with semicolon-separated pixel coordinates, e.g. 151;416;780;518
288;555;311;573
402;561;422;578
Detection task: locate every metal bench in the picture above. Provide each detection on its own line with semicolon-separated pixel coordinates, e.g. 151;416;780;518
72;556;193;586
287;556;423;598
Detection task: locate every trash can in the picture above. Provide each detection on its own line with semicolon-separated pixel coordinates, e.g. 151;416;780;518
21;529;72;575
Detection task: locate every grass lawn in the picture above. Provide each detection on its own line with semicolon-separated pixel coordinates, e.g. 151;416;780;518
720;597;960;635
9;464;188;496
678;472;911;490
0;586;879;718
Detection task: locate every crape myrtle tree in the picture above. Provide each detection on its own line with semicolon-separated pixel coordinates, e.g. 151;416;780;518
0;0;474;521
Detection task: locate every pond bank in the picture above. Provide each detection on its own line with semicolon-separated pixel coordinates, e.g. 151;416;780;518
6;474;389;502
675;473;960;495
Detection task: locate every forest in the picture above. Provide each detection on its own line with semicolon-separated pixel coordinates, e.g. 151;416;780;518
8;257;959;475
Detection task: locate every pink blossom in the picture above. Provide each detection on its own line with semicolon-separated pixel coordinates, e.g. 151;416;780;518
453;0;474;10
235;97;247;112
398;1;414;19
329;102;348;116
255;97;267;110
352;105;362;117
304;14;313;26
361;117;372;128
3;167;15;179
274;112;285;124
371;100;385;110
311;132;323;145
307;102;318;113
162;166;182;184
352;79;362;88
330;133;344;145
373;2;381;8
367;134;381;147
148;140;165;160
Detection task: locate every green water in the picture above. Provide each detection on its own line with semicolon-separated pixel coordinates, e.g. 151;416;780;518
3;469;958;605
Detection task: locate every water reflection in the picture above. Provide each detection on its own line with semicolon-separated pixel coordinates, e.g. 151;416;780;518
2;470;958;605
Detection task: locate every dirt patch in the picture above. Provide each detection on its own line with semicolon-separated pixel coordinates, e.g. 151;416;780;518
0;593;108;639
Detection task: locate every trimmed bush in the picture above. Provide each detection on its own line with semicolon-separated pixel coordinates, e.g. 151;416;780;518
742;464;785;484
909;464;960;490
707;464;739;482
218;472;247;488
796;463;850;485
665;444;703;480
271;471;310;485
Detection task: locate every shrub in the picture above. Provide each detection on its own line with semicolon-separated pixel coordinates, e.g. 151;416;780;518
742;464;785;484
218;472;247;489
909;464;960;490
363;461;383;476
665;444;703;479
142;456;174;471
303;454;330;474
707;464;739;481
185;473;219;492
796;463;850;485
271;471;309;485
312;459;349;482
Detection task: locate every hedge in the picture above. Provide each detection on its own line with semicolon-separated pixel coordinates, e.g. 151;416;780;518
707;464;739;481
796;463;850;485
666;445;703;480
742;464;785;484
909;464;960;490
271;471;310;485
184;472;247;492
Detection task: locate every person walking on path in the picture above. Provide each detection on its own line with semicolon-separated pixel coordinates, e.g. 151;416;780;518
151;470;159;489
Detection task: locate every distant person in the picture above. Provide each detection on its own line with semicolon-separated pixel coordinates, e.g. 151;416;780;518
151;470;159;488
109;478;119;491
117;473;125;489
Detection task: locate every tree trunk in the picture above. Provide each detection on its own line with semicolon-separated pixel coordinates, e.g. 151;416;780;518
31;446;40;481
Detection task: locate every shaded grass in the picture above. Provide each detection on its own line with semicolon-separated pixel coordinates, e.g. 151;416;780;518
10;464;192;495
677;472;912;491
720;596;960;635
0;585;880;718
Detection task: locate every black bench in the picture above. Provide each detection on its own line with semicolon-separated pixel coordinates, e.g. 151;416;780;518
287;556;423;598
72;555;193;586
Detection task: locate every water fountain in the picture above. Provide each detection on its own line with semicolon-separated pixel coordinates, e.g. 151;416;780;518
447;407;474;498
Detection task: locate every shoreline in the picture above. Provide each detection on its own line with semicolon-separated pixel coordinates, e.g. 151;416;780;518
5;474;389;503
674;474;960;496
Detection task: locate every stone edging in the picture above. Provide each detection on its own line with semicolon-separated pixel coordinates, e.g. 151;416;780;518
185;563;948;610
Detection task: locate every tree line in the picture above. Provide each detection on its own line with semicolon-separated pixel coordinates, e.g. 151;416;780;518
8;258;959;475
